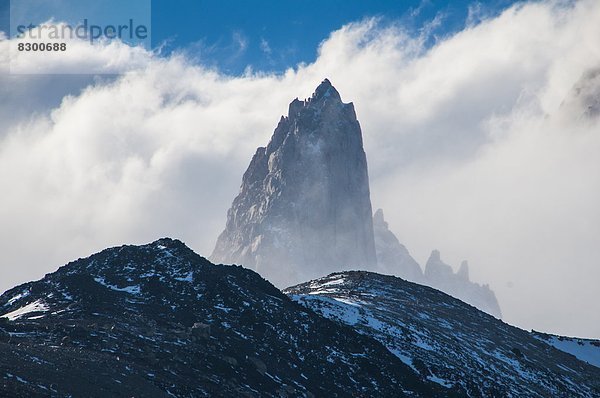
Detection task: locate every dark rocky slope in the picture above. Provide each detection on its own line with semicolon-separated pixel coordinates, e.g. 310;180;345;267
0;238;449;397
285;271;600;397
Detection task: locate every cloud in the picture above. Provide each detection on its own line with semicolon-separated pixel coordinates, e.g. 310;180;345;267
1;0;599;338
466;2;484;27
231;30;248;57
260;38;272;55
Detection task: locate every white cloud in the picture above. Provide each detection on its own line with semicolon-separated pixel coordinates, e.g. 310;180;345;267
0;0;599;338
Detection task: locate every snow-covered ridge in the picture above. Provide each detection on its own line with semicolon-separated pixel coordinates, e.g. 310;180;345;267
533;331;600;368
285;271;600;397
0;238;202;325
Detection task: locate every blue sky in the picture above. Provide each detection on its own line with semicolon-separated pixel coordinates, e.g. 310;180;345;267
151;0;518;74
1;0;518;74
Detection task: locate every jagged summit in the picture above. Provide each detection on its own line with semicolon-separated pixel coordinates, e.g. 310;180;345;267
287;79;343;117
373;208;387;227
211;79;376;287
212;79;502;316
312;78;341;102
425;249;454;279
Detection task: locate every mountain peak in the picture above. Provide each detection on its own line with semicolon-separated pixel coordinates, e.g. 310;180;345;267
423;250;502;318
149;237;186;250
312;78;341;102
212;80;375;287
429;249;441;262
457;260;470;280
372;208;424;282
373;208;386;227
286;79;346;119
425;250;453;280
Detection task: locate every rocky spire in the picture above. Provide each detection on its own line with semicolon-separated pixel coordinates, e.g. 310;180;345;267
423;250;502;318
211;79;377;287
457;260;470;281
372;209;423;282
424;250;454;280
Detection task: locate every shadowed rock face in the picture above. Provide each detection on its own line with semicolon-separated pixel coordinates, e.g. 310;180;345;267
211;79;377;287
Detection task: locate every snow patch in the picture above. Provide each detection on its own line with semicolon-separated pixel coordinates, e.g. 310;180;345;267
214;304;233;313
1;300;49;321
6;291;29;306
332;297;361;307
174;272;193;282
428;374;452;388
320;277;346;287
94;277;141;295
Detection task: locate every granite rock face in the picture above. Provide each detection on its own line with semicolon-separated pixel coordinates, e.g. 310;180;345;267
211;79;377;287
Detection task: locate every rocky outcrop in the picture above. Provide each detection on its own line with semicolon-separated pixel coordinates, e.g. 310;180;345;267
211;79;377;287
374;210;501;318
424;249;455;281
372;209;423;282
456;260;470;281
424;250;502;318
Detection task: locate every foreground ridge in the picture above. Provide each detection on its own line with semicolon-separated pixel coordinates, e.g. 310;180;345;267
0;238;449;397
285;271;600;397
